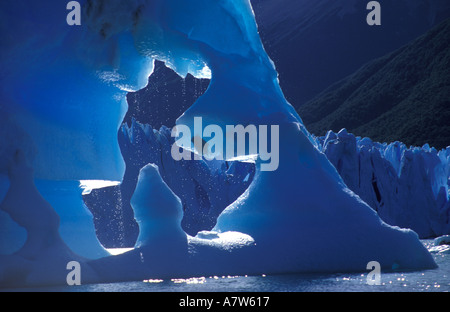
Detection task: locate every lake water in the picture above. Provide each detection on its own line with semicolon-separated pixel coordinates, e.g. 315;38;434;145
3;240;449;292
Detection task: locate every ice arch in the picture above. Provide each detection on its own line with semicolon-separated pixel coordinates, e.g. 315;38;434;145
89;0;435;280
0;0;436;286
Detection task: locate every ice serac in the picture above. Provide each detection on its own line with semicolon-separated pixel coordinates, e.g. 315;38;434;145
132;164;188;253
316;129;450;238
88;164;189;281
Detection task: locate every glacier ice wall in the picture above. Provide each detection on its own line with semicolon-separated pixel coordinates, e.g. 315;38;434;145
85;123;449;249
316;129;450;238
83;119;254;248
124;60;210;130
0;0;438;286
120;120;255;236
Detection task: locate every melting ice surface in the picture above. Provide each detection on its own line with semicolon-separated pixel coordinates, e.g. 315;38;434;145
0;0;438;287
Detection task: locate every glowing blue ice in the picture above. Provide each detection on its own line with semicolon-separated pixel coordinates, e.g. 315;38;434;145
0;0;437;287
316;129;450;238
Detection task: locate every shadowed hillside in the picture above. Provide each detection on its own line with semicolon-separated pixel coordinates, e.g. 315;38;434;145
298;18;450;149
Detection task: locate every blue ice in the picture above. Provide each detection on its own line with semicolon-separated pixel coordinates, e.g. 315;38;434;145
0;0;436;287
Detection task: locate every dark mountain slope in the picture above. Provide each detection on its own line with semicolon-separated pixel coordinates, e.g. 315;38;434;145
298;18;450;149
251;0;450;108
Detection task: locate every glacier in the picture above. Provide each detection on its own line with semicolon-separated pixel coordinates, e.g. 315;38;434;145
83;119;255;247
0;0;437;287
86;124;450;249
315;129;450;239
120;120;255;237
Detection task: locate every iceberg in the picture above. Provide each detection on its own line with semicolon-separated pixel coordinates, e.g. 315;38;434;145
0;0;436;287
429;235;450;254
